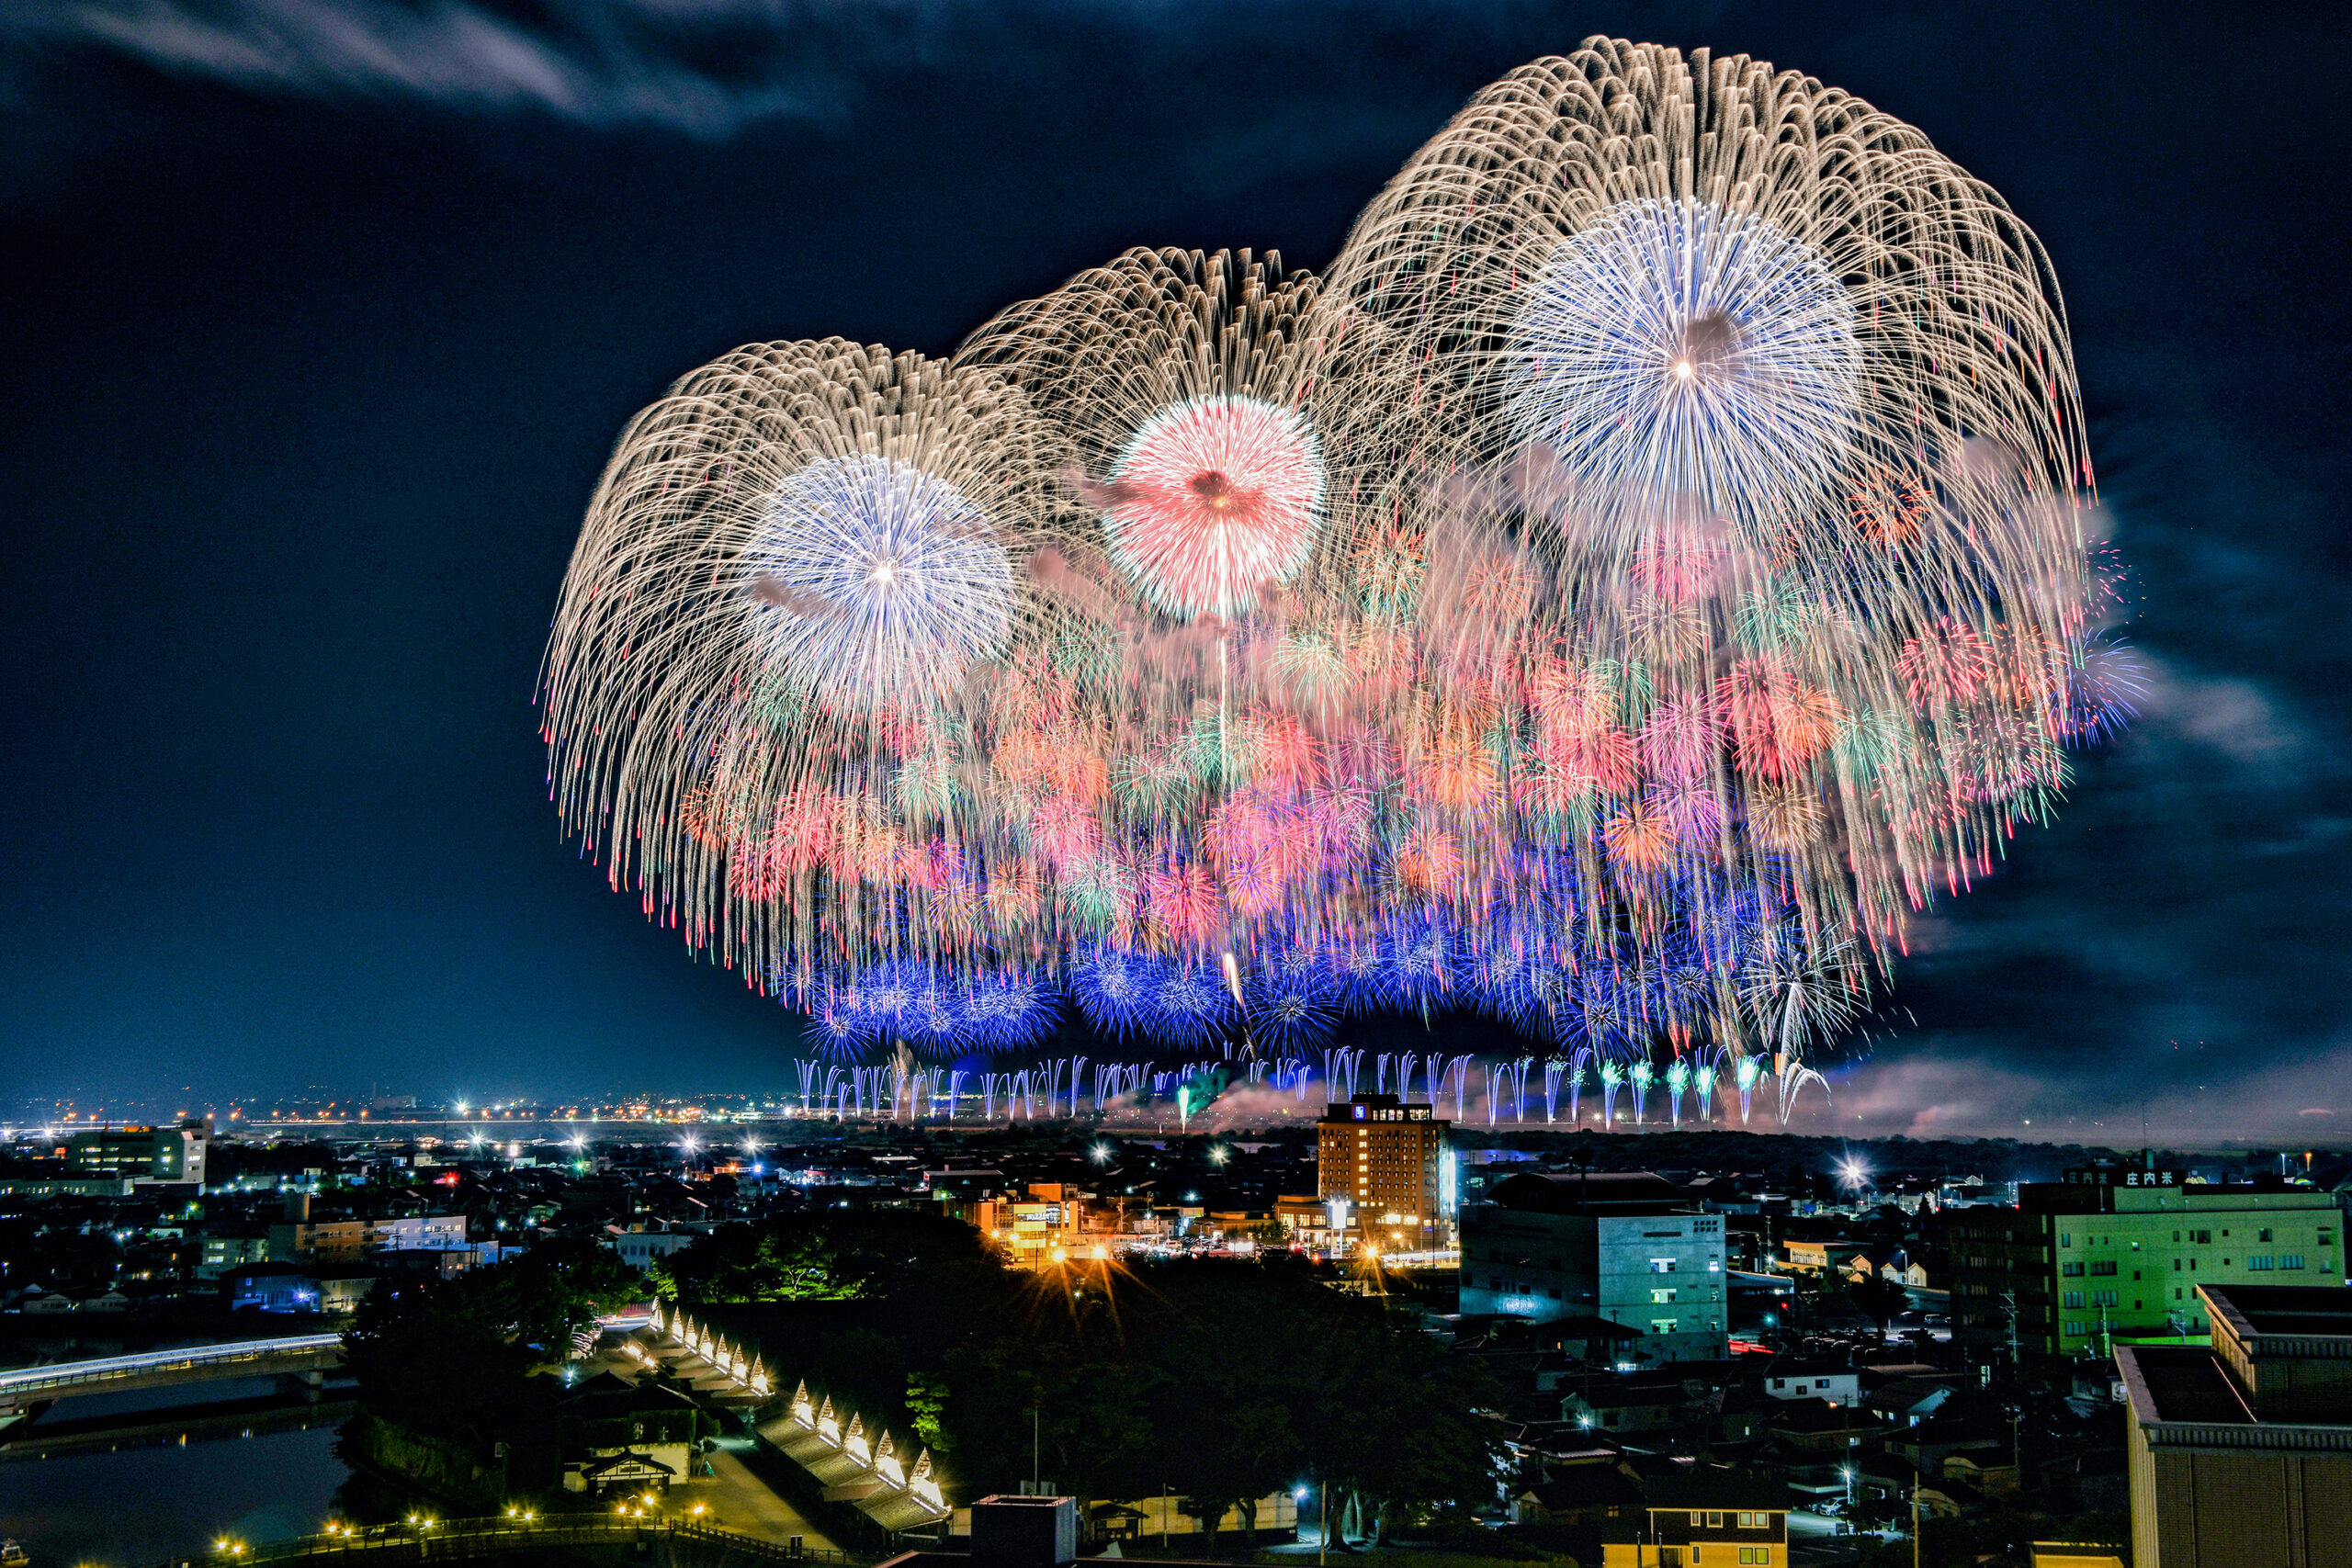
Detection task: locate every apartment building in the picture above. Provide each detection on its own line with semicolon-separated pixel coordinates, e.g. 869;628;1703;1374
1461;1171;1729;1362
1950;1167;2337;1358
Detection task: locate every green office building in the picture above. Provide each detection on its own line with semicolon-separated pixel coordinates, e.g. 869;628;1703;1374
1950;1168;2339;1359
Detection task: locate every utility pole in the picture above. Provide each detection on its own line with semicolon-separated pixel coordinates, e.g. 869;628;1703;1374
1031;1406;1040;1493
1318;1481;1327;1567
1911;1473;1921;1568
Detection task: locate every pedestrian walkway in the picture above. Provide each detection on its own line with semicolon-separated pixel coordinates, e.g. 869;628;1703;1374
695;1440;841;1551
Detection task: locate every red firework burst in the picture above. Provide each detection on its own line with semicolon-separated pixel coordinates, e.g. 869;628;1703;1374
1094;395;1324;618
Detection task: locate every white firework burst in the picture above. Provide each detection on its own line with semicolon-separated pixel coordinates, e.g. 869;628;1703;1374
1510;197;1859;533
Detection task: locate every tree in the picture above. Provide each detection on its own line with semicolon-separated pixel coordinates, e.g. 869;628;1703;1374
1298;1306;1504;1543
342;1273;535;1445
343;1239;642;1444
936;1258;1505;1544
481;1235;644;1352
650;1208;993;1303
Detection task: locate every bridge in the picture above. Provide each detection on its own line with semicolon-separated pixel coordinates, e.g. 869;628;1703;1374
0;1333;343;1407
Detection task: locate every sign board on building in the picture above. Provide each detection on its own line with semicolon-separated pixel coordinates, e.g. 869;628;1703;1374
2062;1168;2186;1190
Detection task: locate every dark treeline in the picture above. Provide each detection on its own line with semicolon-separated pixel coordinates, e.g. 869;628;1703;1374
655;1210;1502;1544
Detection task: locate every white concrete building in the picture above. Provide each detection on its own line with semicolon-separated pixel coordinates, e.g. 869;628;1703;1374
1459;1171;1729;1362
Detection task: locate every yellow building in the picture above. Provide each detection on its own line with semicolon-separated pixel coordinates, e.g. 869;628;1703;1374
1600;1468;1789;1566
1316;1095;1448;1250
2028;1547;2125;1568
963;1183;1113;1269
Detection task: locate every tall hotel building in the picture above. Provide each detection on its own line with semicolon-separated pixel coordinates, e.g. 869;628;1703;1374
1317;1094;1451;1251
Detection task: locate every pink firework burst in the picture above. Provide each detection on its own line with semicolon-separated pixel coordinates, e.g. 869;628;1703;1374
1095;395;1324;619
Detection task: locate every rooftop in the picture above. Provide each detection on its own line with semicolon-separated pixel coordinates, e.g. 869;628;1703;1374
2116;1347;2255;1426
1486;1171;1692;1215
1640;1464;1789;1512
2204;1284;2352;1345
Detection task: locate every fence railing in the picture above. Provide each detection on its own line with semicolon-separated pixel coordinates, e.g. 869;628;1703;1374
142;1517;877;1568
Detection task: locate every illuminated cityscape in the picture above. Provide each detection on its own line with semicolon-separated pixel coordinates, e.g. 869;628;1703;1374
5;8;2348;1568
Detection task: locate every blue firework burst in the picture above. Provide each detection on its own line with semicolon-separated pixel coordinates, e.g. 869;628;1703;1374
1151;960;1240;1047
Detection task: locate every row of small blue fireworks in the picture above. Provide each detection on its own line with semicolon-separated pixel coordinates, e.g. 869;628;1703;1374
786;888;1813;1056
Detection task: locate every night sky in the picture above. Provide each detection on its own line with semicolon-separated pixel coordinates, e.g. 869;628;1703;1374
3;1;2346;1144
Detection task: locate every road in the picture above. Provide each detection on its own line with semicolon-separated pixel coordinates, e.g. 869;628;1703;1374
695;1440;840;1551
1787;1508;1887;1566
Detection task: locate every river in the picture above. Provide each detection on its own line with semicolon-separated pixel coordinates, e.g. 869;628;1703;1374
0;1381;352;1568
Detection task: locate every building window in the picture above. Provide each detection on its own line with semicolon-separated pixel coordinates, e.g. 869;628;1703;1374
2280;1255;2305;1270
2062;1261;2085;1277
2258;1228;2273;1243
2064;1291;2084;1308
1739;1551;1772;1565
1650;1258;1679;1273
2089;1260;2117;1277
2060;1233;2071;1247
1653;1318;1679;1334
1653;1288;1679;1303
2248;1257;2274;1271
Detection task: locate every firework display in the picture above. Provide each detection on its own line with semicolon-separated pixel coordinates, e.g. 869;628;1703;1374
542;40;2133;1106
